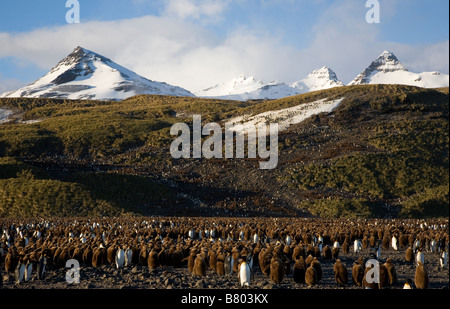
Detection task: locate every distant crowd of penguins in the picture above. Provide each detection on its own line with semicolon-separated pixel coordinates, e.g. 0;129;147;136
0;217;448;289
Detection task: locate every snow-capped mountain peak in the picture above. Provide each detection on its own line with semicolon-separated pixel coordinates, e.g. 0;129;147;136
348;50;449;88
291;67;344;92
1;46;194;101
196;74;265;98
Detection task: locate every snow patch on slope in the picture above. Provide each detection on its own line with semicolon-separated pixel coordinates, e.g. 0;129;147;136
226;98;344;136
0;108;13;124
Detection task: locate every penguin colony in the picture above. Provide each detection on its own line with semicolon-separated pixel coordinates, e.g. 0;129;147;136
0;217;448;289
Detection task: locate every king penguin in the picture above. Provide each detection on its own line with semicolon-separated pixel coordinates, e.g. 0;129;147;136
414;261;428;289
333;259;348;287
224;253;234;276
115;247;125;269
238;260;251;287
36;253;47;280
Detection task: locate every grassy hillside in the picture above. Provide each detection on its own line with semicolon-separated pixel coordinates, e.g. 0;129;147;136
0;85;448;218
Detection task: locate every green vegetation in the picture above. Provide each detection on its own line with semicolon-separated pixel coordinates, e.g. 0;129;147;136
0;85;448;218
0;157;173;218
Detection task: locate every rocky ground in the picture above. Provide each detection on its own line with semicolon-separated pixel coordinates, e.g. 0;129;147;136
2;247;448;290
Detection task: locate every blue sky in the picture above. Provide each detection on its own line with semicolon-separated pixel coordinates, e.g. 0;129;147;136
0;0;449;93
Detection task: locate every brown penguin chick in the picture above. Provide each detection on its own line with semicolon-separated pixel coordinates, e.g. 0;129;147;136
72;246;83;262
306;244;315;257
362;236;369;249
384;258;398;286
231;247;240;273
208;250;218;271
414;261;428;289
171;248;184;268
82;246;93;267
269;256;285;284
305;265;317;287
382;235;390;250
293;256;306;284
313;246;321;258
331;246;339;260
292;245;305;261
322;245;332;260
362;263;379;289
186;250;197;274
138;245;148;266
158;248;168;266
4;251;17;273
310;257;322;282
369;234;376;248
305;254;314;267
334;259;348;287
342;242;349;255
193;254;206;277
216;251;226;276
258;249;271;277
106;244;117;265
92;247;103;268
147;249;159;270
56;247;69;268
405;246;414;263
352;260;364;287
378;263;389;289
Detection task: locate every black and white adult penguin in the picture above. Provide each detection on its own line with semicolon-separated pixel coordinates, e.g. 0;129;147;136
403;278;413;289
293;256;306;284
416;248;424;265
15;256;25;285
24;256;33;282
391;235;399;251
246;253;254;270
414;261;428;289
238;259;251;287
115;246;125;269
124;247;133;267
36;253;47;280
354;239;362;254
440;248;448;269
333;259;348;287
224;252;234;276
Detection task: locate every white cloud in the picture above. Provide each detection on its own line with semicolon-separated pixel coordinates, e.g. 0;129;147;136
0;0;448;94
163;0;231;23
